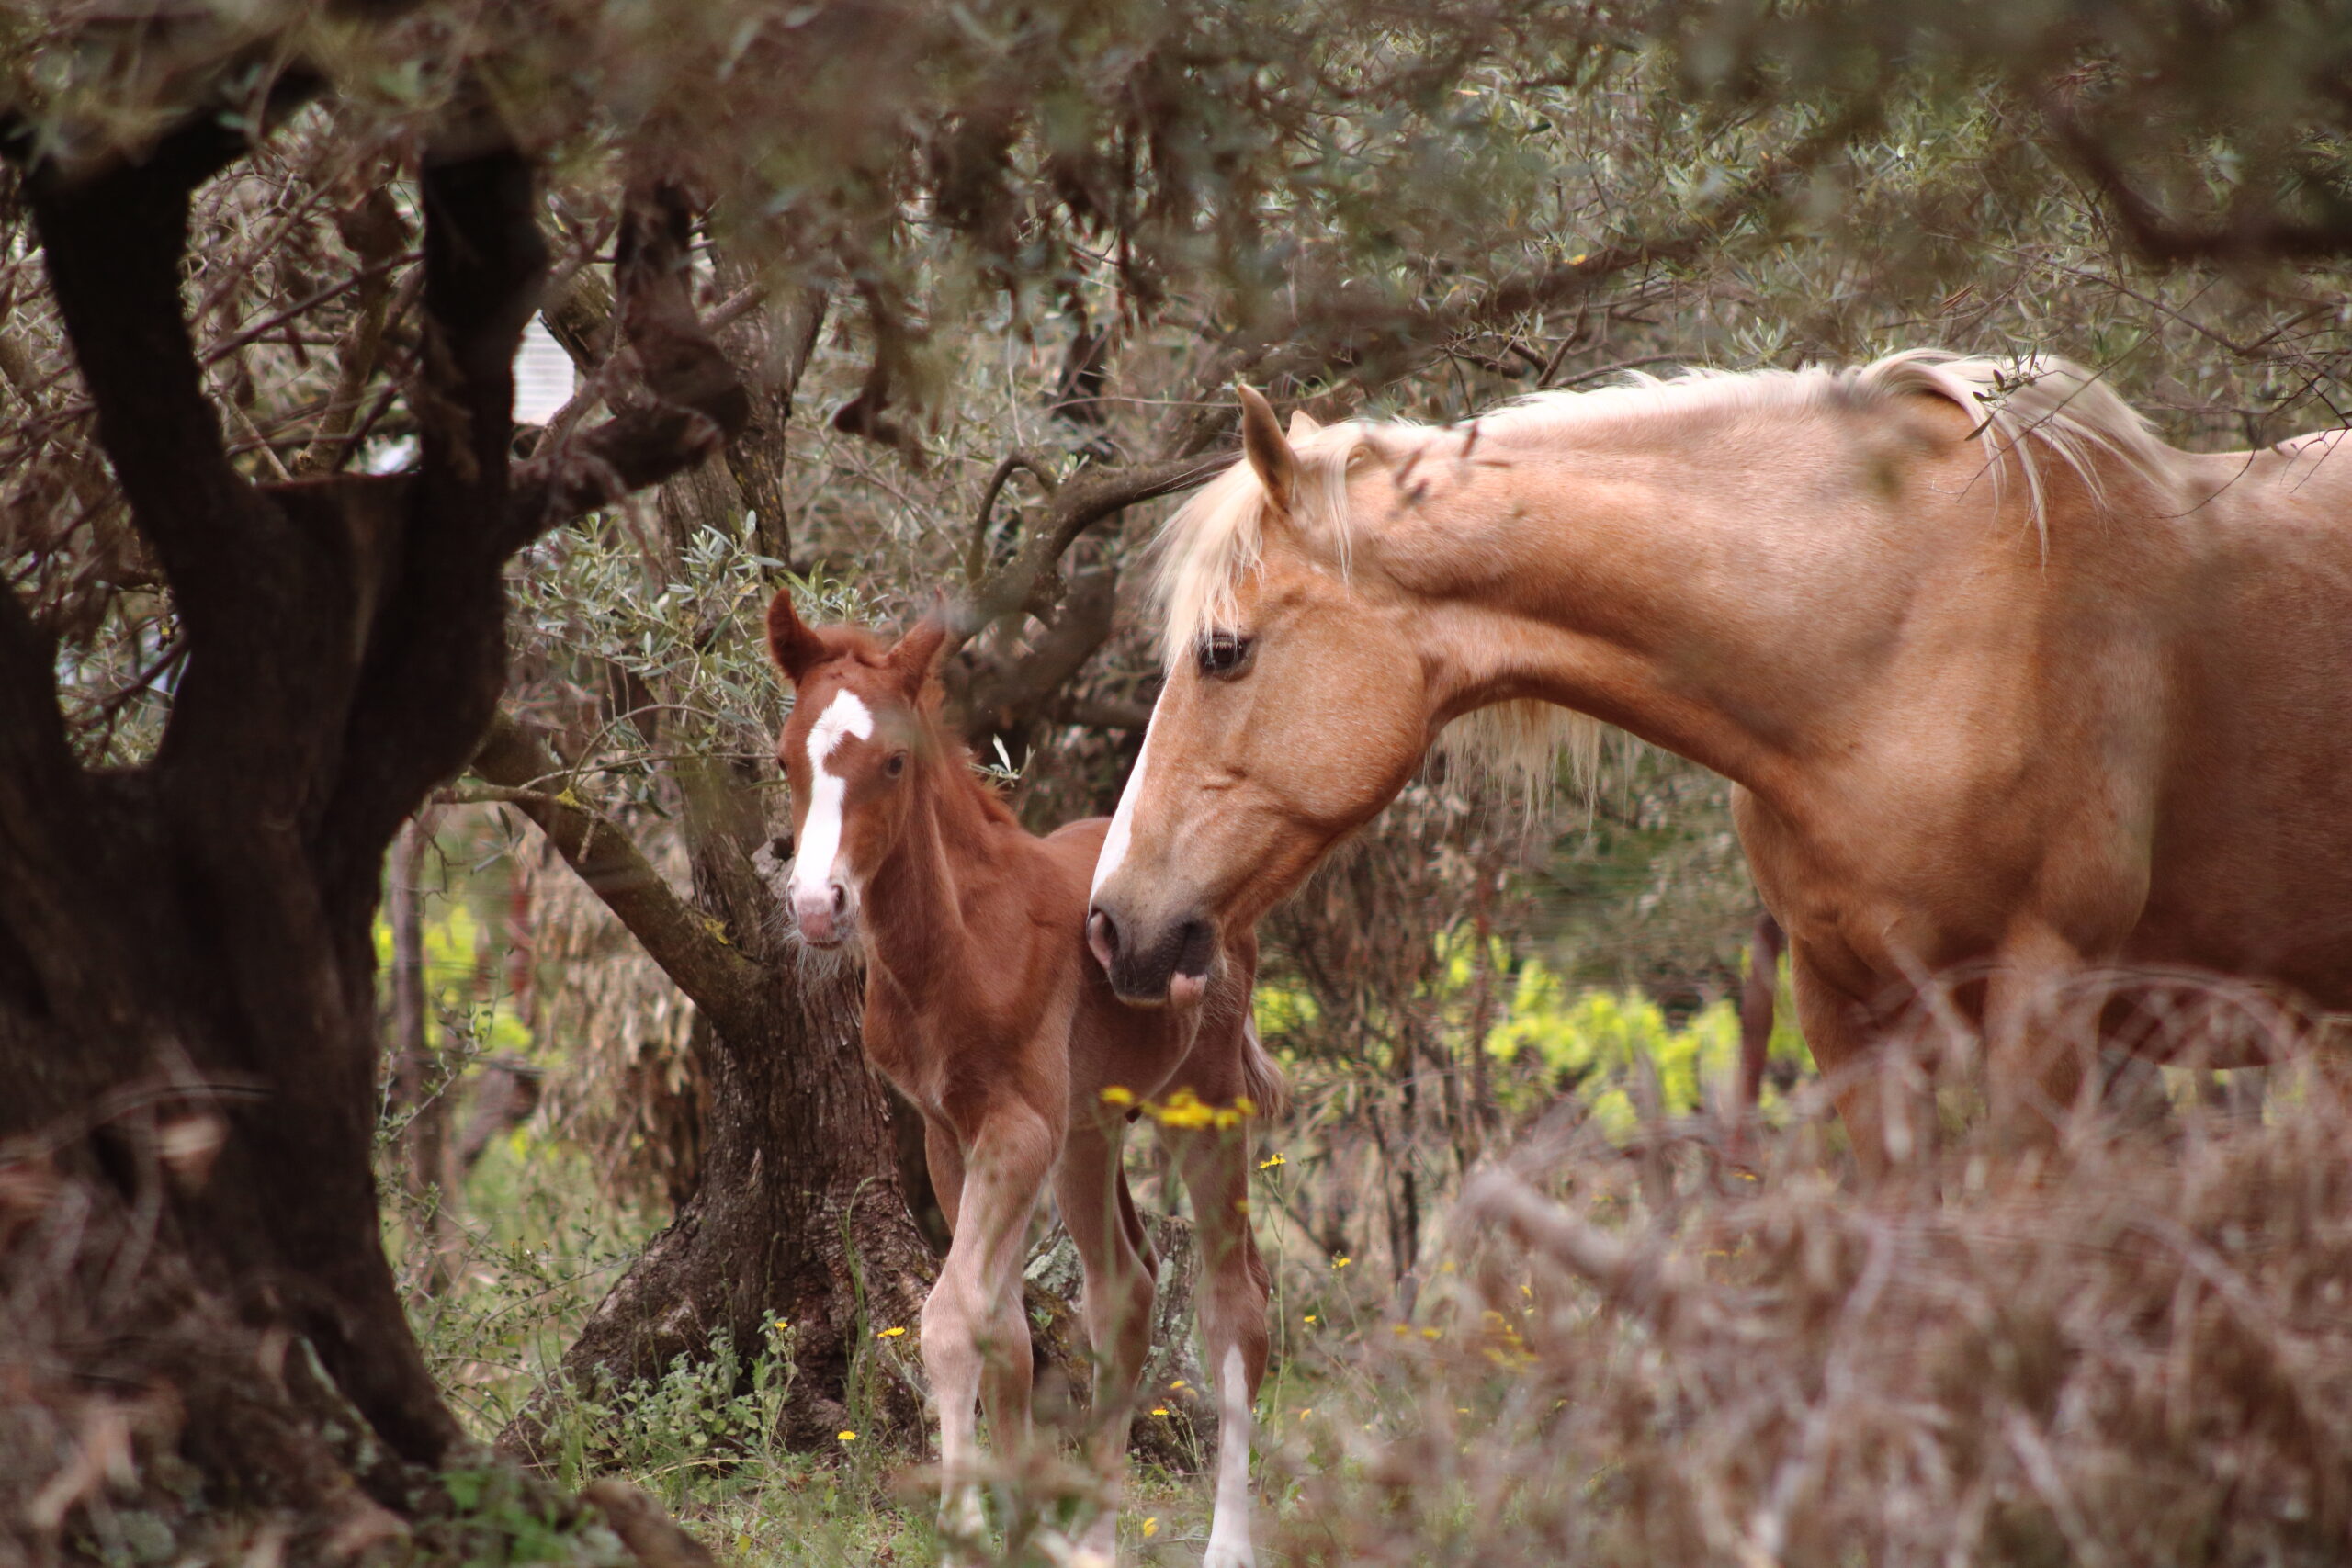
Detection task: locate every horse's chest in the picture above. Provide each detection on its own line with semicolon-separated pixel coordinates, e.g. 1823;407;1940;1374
860;987;1057;1124
1733;784;2011;986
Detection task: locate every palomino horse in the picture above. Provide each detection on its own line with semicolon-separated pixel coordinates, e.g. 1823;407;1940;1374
1086;353;2352;1174
766;592;1283;1567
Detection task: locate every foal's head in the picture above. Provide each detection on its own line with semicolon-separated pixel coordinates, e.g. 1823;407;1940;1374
765;592;950;948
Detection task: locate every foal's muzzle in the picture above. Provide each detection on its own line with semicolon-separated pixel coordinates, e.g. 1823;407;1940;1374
1087;901;1216;1008
792;880;855;948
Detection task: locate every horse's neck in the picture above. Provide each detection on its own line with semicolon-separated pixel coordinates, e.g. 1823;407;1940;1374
1399;427;1880;795
861;763;1015;995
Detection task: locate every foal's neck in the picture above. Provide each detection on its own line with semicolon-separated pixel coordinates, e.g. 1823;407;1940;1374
860;746;1026;995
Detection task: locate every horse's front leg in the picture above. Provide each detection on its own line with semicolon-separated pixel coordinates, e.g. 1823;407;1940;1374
922;1104;1055;1564
1983;920;2098;1159
1790;940;1911;1185
1056;1121;1157;1567
1166;1122;1272;1568
924;1116;967;1235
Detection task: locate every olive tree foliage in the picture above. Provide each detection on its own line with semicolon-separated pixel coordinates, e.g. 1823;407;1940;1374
4;0;2351;1548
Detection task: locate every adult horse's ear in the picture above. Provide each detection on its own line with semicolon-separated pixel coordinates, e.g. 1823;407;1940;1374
888;615;949;694
1238;385;1297;513
765;589;829;683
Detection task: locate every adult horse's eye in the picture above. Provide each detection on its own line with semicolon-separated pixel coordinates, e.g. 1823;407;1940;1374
884;752;908;778
1196;631;1253;679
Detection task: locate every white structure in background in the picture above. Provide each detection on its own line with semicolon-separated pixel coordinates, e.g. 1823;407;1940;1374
514;315;576;426
363;314;575;476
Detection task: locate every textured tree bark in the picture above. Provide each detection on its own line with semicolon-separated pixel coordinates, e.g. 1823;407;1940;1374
0;87;756;1548
503;947;938;1451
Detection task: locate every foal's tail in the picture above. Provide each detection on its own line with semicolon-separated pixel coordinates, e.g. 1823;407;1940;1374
1239;1015;1292;1122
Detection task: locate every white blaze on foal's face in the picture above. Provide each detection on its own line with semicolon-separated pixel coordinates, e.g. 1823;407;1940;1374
787;689;874;943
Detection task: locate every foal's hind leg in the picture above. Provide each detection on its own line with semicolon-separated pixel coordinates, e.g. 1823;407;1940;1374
1167;1125;1272;1568
922;1105;1055;1562
1056;1122;1158;1567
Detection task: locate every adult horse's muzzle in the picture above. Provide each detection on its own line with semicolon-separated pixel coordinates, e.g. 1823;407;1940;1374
1086;897;1216;1008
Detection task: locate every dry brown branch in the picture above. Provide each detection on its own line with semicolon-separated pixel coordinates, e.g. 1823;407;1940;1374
469;711;764;1032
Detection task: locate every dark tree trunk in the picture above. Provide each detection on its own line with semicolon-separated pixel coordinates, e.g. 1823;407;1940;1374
0;85;756;1552
523;954;937;1449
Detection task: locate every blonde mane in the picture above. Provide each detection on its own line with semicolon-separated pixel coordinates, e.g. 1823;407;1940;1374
1149;350;2167;797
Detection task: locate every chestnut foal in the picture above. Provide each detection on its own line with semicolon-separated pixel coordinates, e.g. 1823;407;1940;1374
766;592;1283;1568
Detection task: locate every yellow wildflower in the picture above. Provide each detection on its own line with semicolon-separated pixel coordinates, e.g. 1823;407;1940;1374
1151;1406;1170;1416
1101;1086;1135;1107
1258;1153;1286;1170
876;1325;908;1338
1332;1256;1351;1269
838;1430;857;1442
1142;1518;1160;1540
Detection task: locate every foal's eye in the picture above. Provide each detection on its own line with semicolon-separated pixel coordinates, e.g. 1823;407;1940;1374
884;752;908;778
1196;631;1253;679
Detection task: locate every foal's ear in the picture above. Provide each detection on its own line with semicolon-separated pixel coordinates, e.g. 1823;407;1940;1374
887;615;949;694
1286;408;1323;440
765;590;831;683
1238;385;1297;513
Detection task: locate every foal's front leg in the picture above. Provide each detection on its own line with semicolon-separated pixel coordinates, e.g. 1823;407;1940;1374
922;1105;1055;1562
1056;1122;1159;1567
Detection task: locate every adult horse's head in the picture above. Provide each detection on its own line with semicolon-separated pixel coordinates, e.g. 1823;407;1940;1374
765;592;948;949
1087;387;1577;1005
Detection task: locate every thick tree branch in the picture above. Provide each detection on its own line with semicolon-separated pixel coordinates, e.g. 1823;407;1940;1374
413;130;547;565
956;567;1120;743
471;712;765;1032
1048;694;1155;732
20;117;279;634
951;454;1225;645
0;582;134;1036
506;185;752;546
965;451;1057;584
2046;101;2352;264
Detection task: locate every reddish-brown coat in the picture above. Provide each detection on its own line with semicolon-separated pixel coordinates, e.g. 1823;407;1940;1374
766;593;1278;1565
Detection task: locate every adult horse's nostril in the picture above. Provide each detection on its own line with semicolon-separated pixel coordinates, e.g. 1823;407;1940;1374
830;883;848;914
1086;909;1119;973
1172;918;1216;979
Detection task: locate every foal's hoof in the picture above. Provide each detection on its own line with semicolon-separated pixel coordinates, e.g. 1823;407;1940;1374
1053;1514;1118;1568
